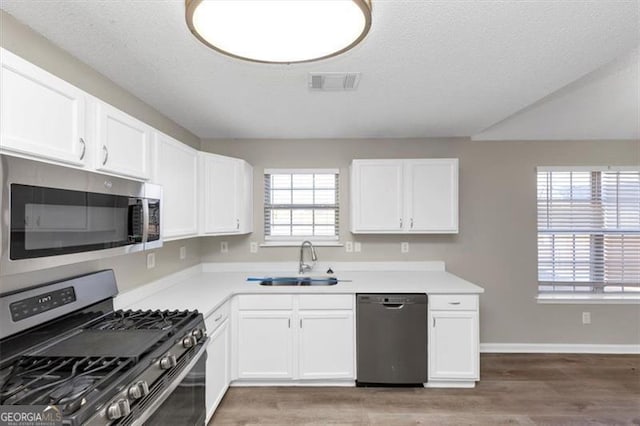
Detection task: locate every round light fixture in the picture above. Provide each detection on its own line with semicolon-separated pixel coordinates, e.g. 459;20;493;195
185;0;372;64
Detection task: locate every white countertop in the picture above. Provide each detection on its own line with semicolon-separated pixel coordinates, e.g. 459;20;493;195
118;262;484;319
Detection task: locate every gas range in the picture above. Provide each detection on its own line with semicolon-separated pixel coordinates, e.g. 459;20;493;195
0;270;208;425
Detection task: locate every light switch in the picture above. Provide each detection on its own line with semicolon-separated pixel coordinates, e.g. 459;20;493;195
354;242;362;252
179;246;186;260
345;241;353;253
401;242;409;253
250;242;258;253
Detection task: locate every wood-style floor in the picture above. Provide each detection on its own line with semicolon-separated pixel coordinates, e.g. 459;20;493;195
209;354;640;425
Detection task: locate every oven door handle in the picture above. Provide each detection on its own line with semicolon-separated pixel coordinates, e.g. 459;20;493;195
141;198;150;244
131;338;209;426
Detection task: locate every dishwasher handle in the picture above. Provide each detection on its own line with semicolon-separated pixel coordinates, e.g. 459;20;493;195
382;303;404;309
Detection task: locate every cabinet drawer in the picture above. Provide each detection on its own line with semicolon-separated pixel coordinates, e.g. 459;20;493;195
206;301;229;332
237;295;294;310
298;294;353;310
429;295;477;311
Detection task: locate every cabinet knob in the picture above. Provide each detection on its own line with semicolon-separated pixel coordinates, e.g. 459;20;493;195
399;218;403;228
410;218;414;228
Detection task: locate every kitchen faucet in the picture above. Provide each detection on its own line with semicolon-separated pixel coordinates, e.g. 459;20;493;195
298;240;318;274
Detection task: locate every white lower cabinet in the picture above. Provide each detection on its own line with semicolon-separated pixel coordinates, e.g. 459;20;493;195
234;294;355;381
205;302;231;422
237;310;294;379
428;295;479;384
206;319;229;420
298;310;354;379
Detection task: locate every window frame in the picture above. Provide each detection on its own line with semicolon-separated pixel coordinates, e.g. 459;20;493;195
263;168;340;245
536;165;640;298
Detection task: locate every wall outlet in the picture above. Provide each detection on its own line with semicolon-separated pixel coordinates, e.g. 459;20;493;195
250;242;258;253
354;242;362;252
220;241;228;253
401;242;409;253
147;253;156;269
345;241;353;253
179;246;186;260
582;312;591;324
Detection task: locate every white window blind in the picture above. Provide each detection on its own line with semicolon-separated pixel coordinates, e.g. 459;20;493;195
264;169;339;240
537;168;640;293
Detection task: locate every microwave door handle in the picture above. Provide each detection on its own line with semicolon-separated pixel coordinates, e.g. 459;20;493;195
142;199;150;245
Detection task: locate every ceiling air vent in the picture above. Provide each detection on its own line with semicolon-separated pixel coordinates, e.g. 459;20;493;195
309;72;361;91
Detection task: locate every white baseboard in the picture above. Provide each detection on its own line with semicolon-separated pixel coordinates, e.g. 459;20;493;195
480;343;640;354
231;380;355;387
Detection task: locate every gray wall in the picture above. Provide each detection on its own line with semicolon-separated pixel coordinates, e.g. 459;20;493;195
0;10;202;294
200;138;640;345
1;239;201;294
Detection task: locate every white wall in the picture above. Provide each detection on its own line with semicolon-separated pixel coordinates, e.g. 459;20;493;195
474;49;639;141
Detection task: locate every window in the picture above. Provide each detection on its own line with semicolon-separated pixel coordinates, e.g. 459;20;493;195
537;167;640;294
264;169;339;241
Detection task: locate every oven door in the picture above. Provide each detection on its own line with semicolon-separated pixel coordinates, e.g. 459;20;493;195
138;341;207;426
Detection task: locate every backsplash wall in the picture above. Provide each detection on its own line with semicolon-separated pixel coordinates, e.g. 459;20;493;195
0;239;201;295
199;137;640;346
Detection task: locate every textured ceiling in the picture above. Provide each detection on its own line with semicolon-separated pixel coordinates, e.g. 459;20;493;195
1;1;639;139
474;49;640;141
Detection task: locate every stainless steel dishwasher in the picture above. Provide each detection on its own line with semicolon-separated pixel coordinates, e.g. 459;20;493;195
356;294;427;385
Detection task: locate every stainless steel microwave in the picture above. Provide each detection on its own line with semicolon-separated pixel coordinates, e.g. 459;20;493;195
0;155;162;276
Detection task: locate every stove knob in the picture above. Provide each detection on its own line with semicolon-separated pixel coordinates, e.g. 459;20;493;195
128;380;150;400
182;335;196;348
107;398;131;420
159;354;177;370
191;328;205;340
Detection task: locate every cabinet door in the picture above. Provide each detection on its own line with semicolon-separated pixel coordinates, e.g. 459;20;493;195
428;310;479;381
1;48;87;166
238;161;254;234
153;133;198;239
237;311;293;379
94;101;150;180
351;160;404;232
199;153;240;234
298;310;355;379
405;159;458;233
206;319;229;422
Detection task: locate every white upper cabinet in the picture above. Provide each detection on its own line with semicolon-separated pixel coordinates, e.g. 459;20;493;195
351;158;459;234
1;48;88;166
199;152;253;235
239;160;254;234
405;159;458;233
93;100;151;180
0;48;153;181
350;160;404;232
152;132;198;240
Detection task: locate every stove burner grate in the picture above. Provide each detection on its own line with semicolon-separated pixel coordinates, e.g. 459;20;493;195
0;356;133;415
88;309;197;332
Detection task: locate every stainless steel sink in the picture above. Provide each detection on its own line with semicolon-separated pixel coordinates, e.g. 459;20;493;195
259;276;338;286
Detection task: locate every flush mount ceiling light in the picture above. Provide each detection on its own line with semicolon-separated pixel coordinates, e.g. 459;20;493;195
185;0;372;64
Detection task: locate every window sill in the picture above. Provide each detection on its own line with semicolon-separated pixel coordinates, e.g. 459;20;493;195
537;294;640;304
260;241;344;248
